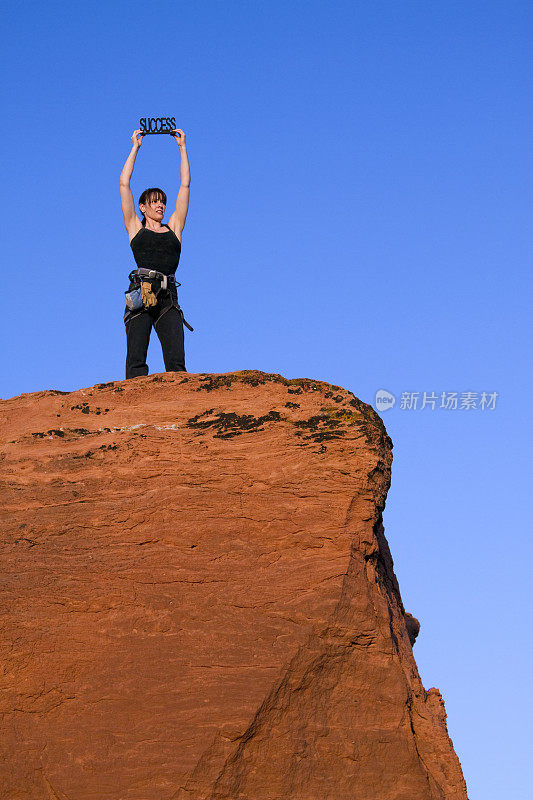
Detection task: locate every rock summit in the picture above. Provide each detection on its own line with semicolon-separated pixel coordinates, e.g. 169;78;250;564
0;371;468;799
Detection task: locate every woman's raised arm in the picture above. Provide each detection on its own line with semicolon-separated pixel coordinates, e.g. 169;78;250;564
168;129;190;240
120;130;143;237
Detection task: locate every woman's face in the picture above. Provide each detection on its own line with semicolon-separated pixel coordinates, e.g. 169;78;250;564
140;196;165;222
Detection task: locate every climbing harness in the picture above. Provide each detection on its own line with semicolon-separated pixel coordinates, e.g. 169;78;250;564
125;268;194;331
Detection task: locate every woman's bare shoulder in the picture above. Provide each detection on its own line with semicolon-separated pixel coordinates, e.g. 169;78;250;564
128;218;143;243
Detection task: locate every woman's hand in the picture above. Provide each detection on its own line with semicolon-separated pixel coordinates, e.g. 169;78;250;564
172;128;186;147
131;129;143;149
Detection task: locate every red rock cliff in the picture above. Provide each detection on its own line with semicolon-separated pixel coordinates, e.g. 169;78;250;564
0;371;468;800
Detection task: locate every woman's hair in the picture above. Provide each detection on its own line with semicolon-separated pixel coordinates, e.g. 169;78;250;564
138;188;167;226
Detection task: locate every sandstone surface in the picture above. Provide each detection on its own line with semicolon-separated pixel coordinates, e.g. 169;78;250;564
0;371;468;799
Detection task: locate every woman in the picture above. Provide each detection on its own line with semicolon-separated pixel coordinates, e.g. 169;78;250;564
119;128;190;379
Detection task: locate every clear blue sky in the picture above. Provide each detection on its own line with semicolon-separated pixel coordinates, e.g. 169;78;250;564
2;1;532;797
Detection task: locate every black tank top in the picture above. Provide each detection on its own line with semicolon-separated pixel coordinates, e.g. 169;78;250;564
130;225;181;277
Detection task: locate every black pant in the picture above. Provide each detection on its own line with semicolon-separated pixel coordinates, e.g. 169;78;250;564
124;288;186;379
